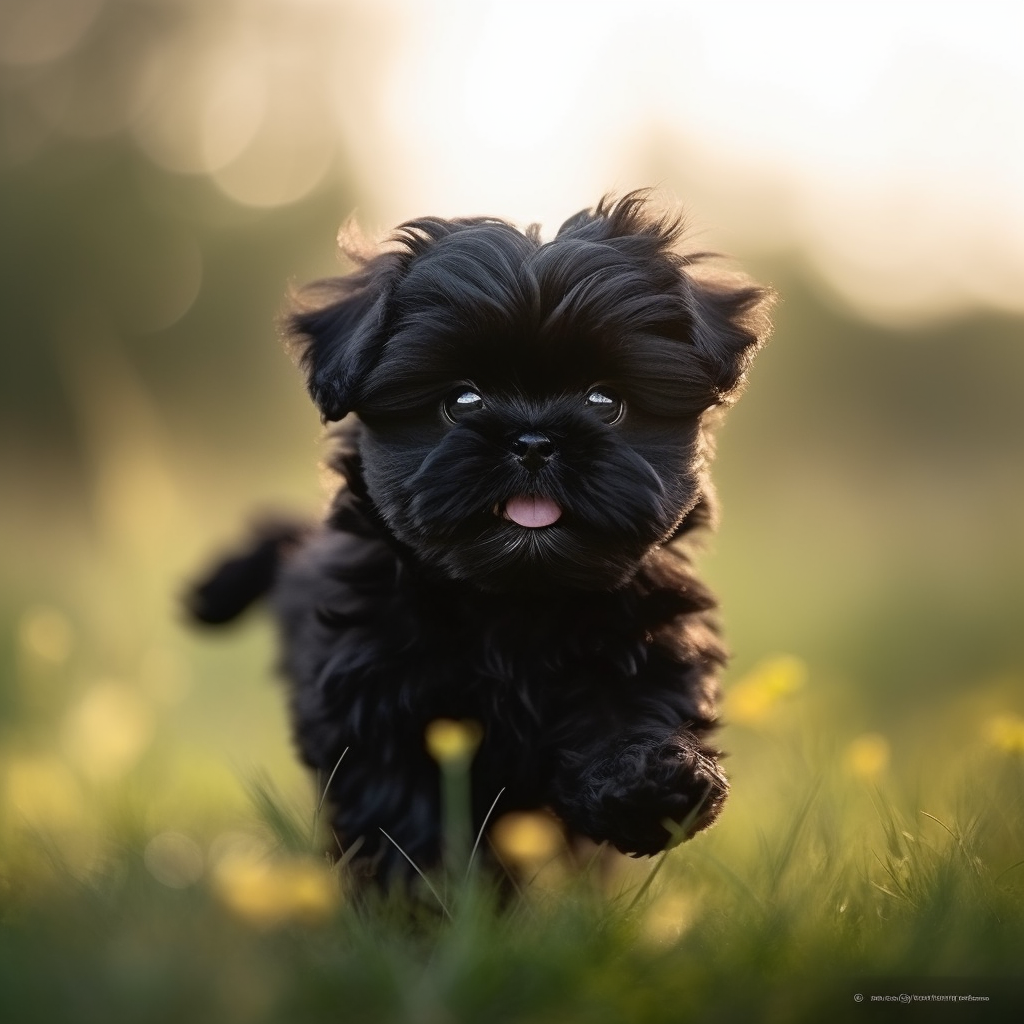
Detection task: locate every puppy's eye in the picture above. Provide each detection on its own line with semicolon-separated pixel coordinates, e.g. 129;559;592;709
585;388;625;424
442;388;484;422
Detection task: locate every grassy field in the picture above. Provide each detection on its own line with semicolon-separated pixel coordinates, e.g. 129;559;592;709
3;568;1023;1022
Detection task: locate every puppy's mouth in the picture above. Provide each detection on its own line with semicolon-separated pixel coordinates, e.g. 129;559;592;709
495;495;563;529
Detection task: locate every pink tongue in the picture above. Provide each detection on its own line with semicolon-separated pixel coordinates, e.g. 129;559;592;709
504;495;562;528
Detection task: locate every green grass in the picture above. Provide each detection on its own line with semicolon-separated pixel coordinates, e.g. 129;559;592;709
2;681;1023;1024
3;537;1024;1022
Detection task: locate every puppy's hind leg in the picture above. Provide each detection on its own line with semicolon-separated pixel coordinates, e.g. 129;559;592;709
187;519;310;625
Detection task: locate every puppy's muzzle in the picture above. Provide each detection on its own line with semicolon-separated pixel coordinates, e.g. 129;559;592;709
511;432;554;474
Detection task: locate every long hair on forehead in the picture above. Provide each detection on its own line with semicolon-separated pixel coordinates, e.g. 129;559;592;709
287;190;772;422
387;190;693;322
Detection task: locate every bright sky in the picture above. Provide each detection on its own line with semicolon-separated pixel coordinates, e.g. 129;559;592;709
4;0;1022;323
359;0;1024;323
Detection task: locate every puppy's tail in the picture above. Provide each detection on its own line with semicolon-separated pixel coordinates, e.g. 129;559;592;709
187;519;309;625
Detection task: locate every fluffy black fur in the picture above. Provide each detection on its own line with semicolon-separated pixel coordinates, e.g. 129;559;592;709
190;191;772;886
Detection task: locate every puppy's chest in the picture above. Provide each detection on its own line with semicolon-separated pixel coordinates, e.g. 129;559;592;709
379;596;653;718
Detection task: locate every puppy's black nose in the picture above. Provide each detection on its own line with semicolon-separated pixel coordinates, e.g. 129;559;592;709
511;432;554;473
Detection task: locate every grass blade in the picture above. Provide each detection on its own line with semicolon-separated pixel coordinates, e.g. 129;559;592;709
465;786;506;881
379;828;452;920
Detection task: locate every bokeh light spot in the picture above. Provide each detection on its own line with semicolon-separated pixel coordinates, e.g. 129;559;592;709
211;850;339;929
18;605;74;665
210;105;334;208
201;61;268;172
727;655;808;726
61;681;154;782
491;811;564;869
844;733;891;782
985;713;1024;754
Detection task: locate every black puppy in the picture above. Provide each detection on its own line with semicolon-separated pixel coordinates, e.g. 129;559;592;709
190;191;772;885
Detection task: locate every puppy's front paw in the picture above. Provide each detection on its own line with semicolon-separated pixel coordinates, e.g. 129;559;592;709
557;735;728;856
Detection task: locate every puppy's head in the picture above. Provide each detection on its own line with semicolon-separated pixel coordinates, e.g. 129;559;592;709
289;192;772;591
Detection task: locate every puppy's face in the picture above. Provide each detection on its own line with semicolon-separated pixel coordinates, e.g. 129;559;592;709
291;194;771;592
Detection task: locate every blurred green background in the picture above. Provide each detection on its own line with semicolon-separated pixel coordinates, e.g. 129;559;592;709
2;2;1023;1020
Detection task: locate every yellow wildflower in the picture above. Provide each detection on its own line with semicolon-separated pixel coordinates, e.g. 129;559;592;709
727;654;807;725
424;718;482;764
985;713;1024;753
491;811;563;868
212;851;339;929
844;732;890;782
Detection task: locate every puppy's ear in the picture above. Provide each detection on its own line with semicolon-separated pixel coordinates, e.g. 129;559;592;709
682;271;774;406
287;252;400;422
559;191;773;408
